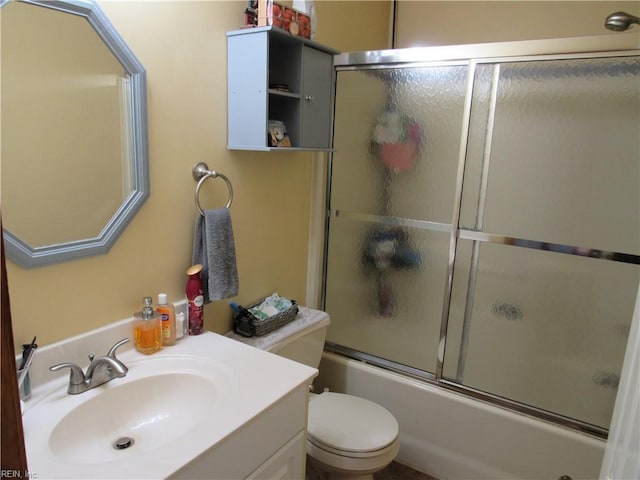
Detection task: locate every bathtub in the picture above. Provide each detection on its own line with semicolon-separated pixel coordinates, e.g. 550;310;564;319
315;351;605;480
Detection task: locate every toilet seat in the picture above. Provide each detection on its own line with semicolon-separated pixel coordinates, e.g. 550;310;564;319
307;392;399;458
308;435;399;459
307;435;400;478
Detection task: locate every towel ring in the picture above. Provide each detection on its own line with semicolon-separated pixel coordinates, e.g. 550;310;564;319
192;162;233;215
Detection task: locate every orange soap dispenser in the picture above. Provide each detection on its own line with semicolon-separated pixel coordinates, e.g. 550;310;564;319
133;296;162;355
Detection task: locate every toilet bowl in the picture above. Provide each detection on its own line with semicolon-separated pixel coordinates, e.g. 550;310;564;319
225;307;400;479
306;392;400;480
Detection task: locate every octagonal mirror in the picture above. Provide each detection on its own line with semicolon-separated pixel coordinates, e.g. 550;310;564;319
1;0;148;268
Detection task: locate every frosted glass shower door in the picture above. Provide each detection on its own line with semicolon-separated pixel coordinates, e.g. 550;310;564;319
324;65;468;373
444;56;640;430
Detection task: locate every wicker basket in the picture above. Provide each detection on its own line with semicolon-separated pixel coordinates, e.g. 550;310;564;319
233;298;298;337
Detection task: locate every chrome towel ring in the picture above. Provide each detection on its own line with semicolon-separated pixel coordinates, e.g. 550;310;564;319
192;162;233;216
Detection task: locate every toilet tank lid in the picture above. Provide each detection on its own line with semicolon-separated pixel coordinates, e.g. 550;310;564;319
224;306;330;351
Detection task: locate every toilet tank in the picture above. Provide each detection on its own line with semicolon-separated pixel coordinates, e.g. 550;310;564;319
266;310;330;368
225;307;330;369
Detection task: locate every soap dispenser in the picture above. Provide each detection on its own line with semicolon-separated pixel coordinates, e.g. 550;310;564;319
133;296;162;355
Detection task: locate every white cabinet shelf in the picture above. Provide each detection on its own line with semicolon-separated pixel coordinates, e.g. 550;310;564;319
227;26;338;151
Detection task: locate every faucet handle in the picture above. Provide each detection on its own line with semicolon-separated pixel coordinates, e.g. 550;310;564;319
49;363;86;386
107;338;130;359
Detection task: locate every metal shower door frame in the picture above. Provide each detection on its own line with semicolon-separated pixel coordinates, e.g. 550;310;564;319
322;34;640;439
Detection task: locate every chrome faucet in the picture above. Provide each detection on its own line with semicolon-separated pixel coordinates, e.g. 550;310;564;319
49;338;130;395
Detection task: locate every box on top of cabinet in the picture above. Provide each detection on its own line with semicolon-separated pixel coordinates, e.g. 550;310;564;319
255;0;312;39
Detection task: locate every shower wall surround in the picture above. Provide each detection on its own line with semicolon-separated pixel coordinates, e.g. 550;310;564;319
323;36;640;436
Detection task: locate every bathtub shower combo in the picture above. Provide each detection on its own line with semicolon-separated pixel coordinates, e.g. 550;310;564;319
321;32;639;460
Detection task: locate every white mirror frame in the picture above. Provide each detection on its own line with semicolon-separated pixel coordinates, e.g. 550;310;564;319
1;0;149;268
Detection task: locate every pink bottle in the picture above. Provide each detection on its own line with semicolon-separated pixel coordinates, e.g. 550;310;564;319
186;264;204;335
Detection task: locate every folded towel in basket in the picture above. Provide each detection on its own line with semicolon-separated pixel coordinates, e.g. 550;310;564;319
192;208;239;303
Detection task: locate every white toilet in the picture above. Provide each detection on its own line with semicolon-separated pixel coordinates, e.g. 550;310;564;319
226;307;400;480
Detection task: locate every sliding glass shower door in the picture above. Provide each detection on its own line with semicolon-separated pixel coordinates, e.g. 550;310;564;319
325;63;468;373
444;56;640;431
323;48;640;434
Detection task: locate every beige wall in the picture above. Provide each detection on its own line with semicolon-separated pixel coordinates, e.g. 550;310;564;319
5;0;638;351
5;1;392;350
395;1;640;48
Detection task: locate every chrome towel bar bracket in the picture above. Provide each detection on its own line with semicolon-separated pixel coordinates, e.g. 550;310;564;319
192;162;233;215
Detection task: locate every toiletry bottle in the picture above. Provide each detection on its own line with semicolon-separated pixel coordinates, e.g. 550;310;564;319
186;264;204;335
175;311;186;340
156;293;176;346
133;296;162;354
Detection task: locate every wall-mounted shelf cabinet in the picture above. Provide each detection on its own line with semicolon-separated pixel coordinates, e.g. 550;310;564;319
227;27;339;151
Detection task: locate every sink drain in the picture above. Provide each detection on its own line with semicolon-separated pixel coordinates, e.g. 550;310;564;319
113;436;135;450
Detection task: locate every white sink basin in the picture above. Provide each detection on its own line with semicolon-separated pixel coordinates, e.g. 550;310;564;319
48;362;222;464
22;332;316;479
23;349;236;477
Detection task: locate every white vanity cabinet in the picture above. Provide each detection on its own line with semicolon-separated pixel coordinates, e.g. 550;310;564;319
171;384;310;480
245;431;306;479
23;331;315;480
227;26;338;151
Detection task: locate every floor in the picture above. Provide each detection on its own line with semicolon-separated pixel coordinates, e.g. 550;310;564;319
307;459;436;480
374;461;437;480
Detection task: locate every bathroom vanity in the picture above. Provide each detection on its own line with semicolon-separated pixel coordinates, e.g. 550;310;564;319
21;327;317;479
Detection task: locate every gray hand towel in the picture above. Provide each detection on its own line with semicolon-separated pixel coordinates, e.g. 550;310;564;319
192;208;239;303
